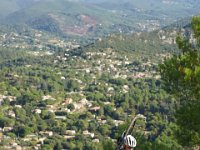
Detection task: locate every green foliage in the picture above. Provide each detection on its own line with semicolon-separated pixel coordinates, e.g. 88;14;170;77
0;15;187;149
64;79;80;92
0;117;14;128
42;136;66;150
102;139;115;150
160;16;200;147
67;103;75;111
41;144;53;150
192;16;200;45
175;103;200;146
14;125;32;138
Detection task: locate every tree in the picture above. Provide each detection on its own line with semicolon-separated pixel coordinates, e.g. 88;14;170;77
76;120;89;131
41;144;53;150
67;103;75;111
0;117;14;128
160;16;200;148
98;124;110;136
14;125;32;138
64;79;80;92
54;142;63;150
102;139;115;150
16;92;40;106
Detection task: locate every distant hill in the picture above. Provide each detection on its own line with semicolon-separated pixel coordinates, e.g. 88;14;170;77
71;31;180;64
0;0;20;19
0;0;39;19
0;16;193;57
72;17;195;62
0;0;199;38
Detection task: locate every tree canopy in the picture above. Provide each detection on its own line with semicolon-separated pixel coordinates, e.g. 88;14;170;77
160;16;200;148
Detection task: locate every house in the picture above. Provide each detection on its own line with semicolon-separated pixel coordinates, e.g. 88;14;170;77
65;130;76;135
34;146;40;150
113;120;124;126
83;130;95;138
47;109;55;113
12;142;22;150
42;95;55;101
3;127;13;132
34;109;42;114
62;98;73;105
134;73;146;78
46;105;54;109
0;95;16;102
92;139;100;143
107;87;114;92
144;130;151;136
13;145;22;150
8;96;16;102
11;142;18;147
3;146;13;149
61;76;65;80
89;106;100;112
123;85;129;91
15;105;22;108
46;105;56;112
60;108;71;112
55;116;66;120
26;134;37;138
34;144;41;150
0;132;3;141
64;135;75;139
85;68;90;73
73;98;91;110
8;111;16;118
39;131;53;137
80;98;90;105
103;102;111;105
97;119;107;124
39;137;46;144
23;138;31;142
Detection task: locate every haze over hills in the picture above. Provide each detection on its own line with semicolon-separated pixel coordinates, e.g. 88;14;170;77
0;0;199;38
0;0;200;149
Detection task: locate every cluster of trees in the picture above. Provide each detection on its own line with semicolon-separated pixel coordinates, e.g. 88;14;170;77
0;46;180;149
160;16;200;148
0;69;179;148
80;30;178;62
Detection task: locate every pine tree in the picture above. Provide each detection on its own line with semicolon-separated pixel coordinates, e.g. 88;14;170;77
160;16;200;148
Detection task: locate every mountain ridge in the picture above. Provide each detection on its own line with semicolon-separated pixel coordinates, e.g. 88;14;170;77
0;0;199;38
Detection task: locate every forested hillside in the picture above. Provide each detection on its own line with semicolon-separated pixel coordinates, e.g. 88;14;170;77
0;0;199;39
0;22;188;149
0;1;199;149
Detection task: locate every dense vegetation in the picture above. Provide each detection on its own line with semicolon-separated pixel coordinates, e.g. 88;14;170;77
0;23;184;149
0;1;199;147
160;16;200;148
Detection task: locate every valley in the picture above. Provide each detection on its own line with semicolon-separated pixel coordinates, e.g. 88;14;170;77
0;0;199;149
0;24;185;149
